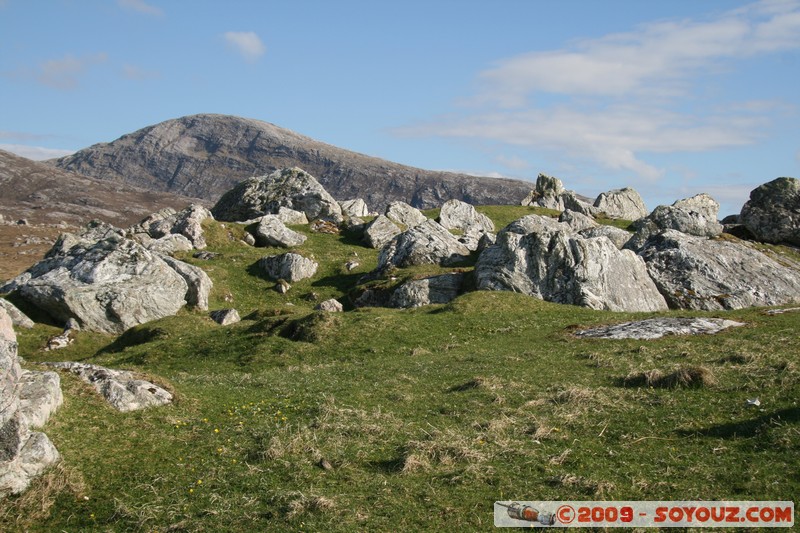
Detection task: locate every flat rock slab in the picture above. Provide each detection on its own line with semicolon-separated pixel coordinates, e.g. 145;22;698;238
46;362;172;412
574;317;745;340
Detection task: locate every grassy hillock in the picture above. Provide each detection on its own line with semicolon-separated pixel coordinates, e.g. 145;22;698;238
3;206;798;532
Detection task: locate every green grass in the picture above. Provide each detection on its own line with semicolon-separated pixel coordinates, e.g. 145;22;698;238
3;209;799;532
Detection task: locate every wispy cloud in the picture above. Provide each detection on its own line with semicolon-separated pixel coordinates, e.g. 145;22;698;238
122;64;161;80
118;0;163;17
223;31;266;62
4;53;109;90
0;144;75;160
399;0;800;180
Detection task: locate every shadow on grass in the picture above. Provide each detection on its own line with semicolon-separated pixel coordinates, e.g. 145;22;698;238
676;407;800;439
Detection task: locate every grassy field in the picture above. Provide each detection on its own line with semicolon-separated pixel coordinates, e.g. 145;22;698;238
2;206;798;532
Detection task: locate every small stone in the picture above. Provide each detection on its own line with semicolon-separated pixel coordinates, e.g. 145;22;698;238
275;279;291;294
209;309;241;326
315;299;343;312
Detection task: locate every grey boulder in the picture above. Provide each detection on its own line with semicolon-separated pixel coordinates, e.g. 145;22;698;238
575;317;745;340
253;215;307;247
46;362;172;412
210;308;241;326
315;299;343;312
740;177;800;245
385;201;427;228
211;167;343;223
377;220;471;269
593;188;648;220
363;215;401;249
275;207;309;225
579;225;632;250
339;199;369;218
146;233;194;254
389;273;463;308
638;230;800;310
476;215;668;312
632;193;723;242
0;299;34;329
130;204;213;250
259;253;318;283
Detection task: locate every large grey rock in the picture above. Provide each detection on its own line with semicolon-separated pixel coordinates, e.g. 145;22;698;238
632;193;723;242
0;309;61;497
18;371;62;429
385;201;427;228
575;317;745;340
579;225;632;250
363;215;402;249
130;204;213;250
275;207;309;225
339;199;369;218
476;215;668;312
521;174;565;210
559;210;597;232
594;188;648;220
740;177;800;245
377;220;471;269
146;233;194;254
638;230;800;310
158;255;213;311
253;215;307;247
212;167;343;223
210;308;241;326
438;199;494;234
46;362;172;412
5;221;210;333
389;273;463;308
0;299;34;329
259;253;318;283
561;191;599;216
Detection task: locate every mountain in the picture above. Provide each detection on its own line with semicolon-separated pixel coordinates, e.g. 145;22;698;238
52;114;534;210
0;149;200;226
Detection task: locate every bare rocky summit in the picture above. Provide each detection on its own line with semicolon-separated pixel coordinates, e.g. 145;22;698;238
51;114;534;210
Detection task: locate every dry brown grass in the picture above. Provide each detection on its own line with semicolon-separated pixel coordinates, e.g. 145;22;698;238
0;462;87;529
623;365;717;389
401;427;486;473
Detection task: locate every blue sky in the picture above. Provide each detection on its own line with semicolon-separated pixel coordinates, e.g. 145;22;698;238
1;0;799;216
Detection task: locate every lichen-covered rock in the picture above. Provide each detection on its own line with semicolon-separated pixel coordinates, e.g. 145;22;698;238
46;362;172;412
363;215;401;249
389;273;463;308
17;371;62;429
210;308;240;326
521;174;565;210
259;253;318;283
438;199;494;234
559;210;597;232
315;299;343;312
385;201;427;228
4;222;212;333
593;188;648;220
579;225;632;250
476;215;668;312
146;233;194;254
130;204;213;250
339;199;369;218
632;193;723;241
740;177;800;245
378;220;471;269
0;299;34;329
638;230;800;310
275;207;309;225
561;191;598;216
0;309;61;497
575;318;745;340
253;215;307;247
211;167;343;223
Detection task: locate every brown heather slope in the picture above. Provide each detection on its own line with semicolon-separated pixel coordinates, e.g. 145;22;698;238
0;149;202;280
51;114;534;210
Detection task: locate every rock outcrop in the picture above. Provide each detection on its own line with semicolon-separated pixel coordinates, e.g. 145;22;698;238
637;230;800;310
385;201;427;228
377;220;471;270
259;253;318;283
253;215;307;248
521;174;597;215
46;362;172;412
579;225;632;250
575;318;745;340
632;193;723;241
274;206;309;225
437;199;495;251
363;215;401;249
339;199;369;218
593;188;648;220
52;114;534;212
0;299;34;329
389;273;463;308
0;308;61;497
740;177;800;245
129;204;213;250
476;215;668;312
1;221;211;334
212;167;343;223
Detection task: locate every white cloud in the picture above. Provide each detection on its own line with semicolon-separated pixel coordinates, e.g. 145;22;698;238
0;144;75;160
122;64;160;80
17;53;108;90
494;154;531;171
402;0;800;181
224;31;266;62
118;0;163;17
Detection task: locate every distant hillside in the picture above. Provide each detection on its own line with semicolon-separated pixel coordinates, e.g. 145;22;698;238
51;114;534;210
0;149;200;226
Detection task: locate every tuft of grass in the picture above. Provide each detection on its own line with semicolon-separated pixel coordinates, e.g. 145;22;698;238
623;365;718;389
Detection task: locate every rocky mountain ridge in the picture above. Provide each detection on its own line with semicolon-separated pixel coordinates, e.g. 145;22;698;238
51;114;534;210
